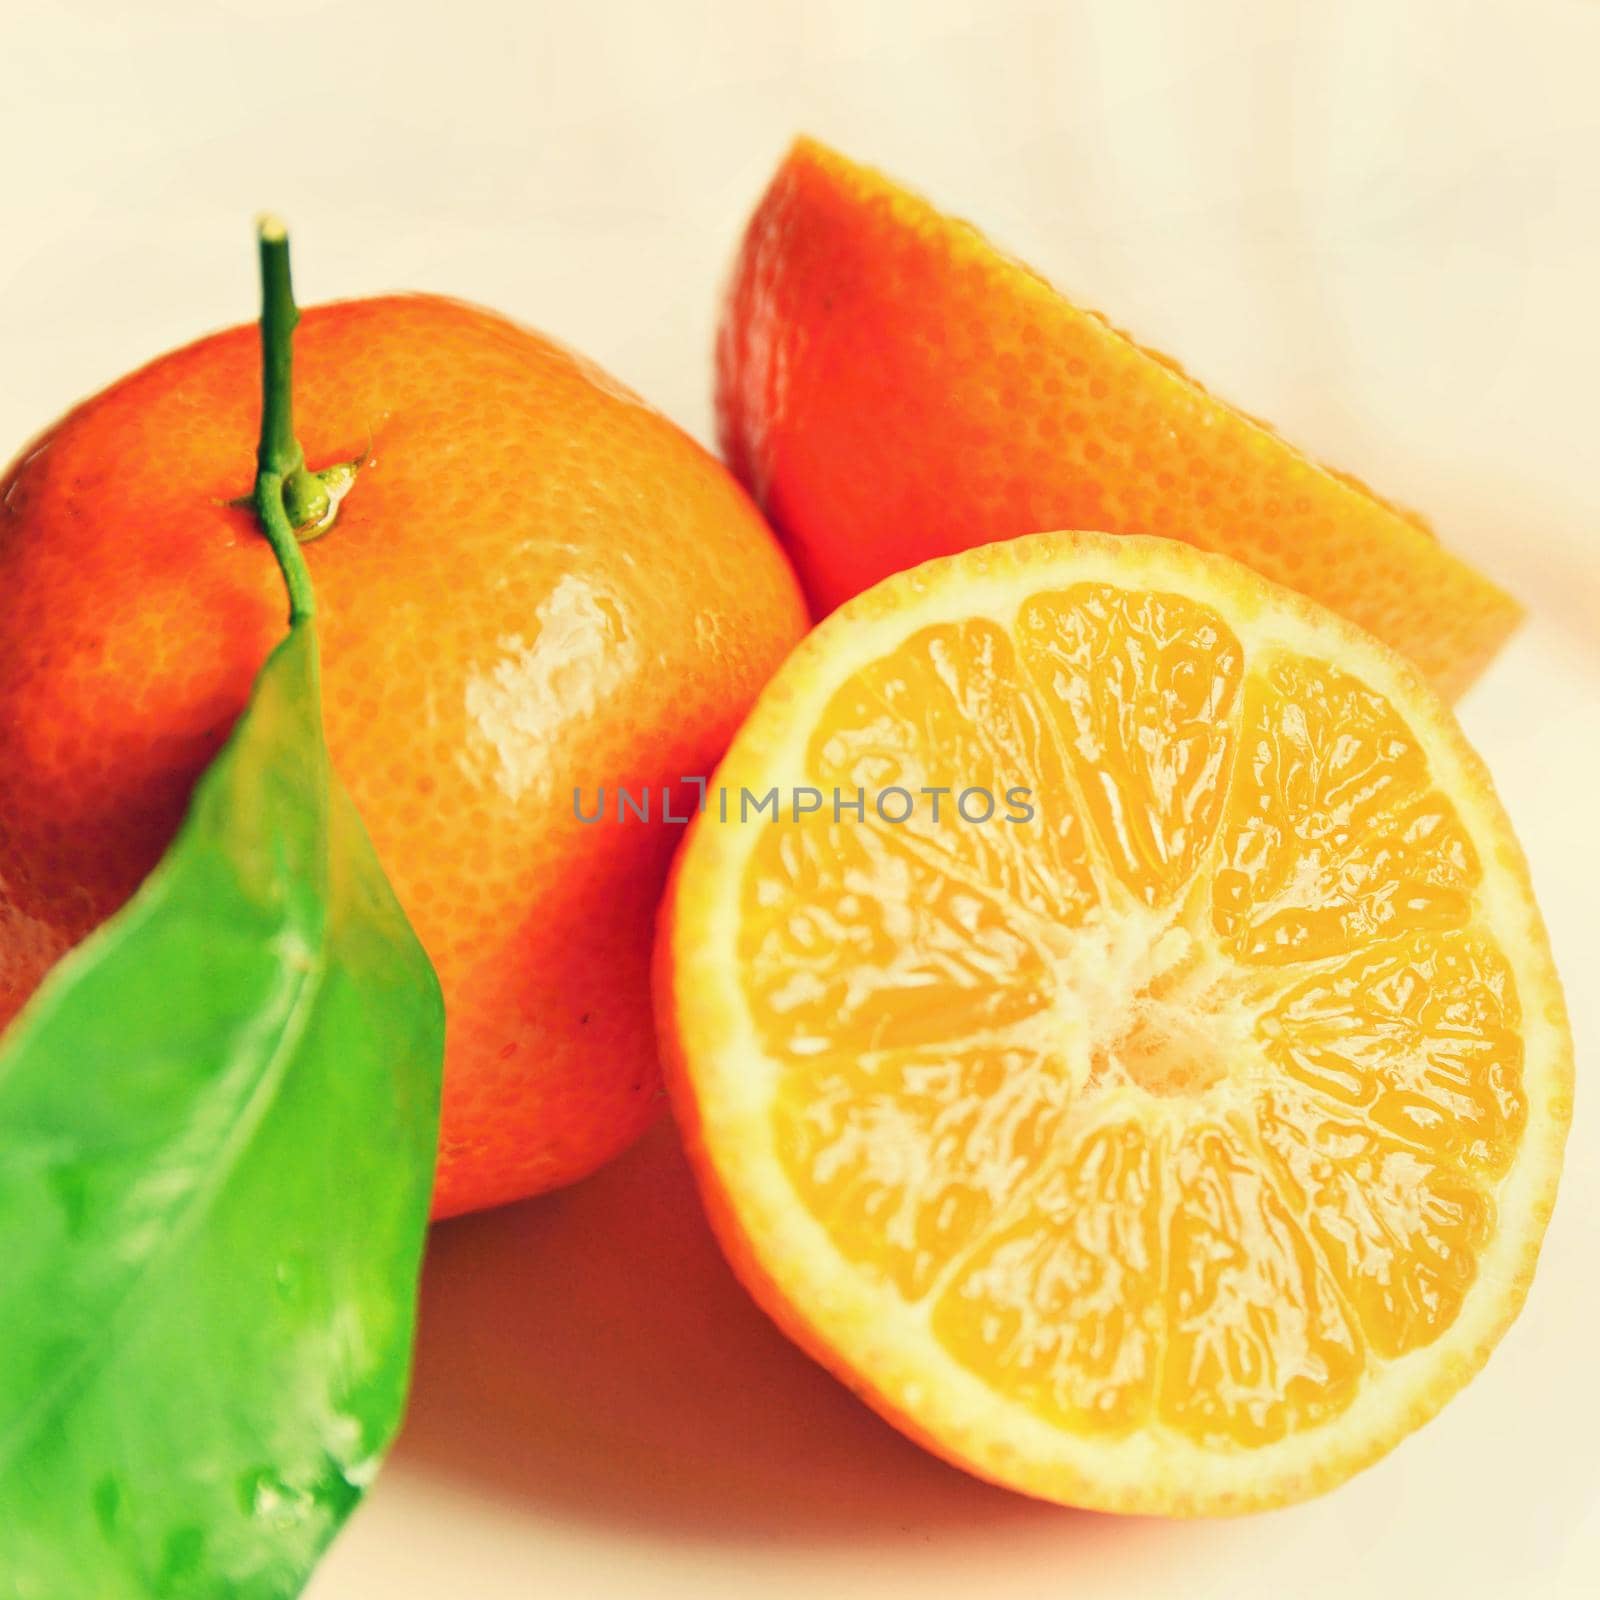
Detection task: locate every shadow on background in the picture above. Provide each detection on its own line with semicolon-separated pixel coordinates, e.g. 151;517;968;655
393;1114;1121;1549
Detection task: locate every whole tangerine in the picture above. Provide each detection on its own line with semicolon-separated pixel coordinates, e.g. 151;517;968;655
0;292;807;1217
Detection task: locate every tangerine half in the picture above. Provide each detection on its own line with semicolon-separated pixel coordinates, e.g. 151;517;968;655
718;138;1520;699
657;531;1569;1512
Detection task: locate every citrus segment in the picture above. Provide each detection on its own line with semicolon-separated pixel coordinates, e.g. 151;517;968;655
1258;931;1526;1180
1158;1116;1364;1449
1014;584;1244;909
1212;656;1479;965
740;820;1058;1060
659;532;1570;1512
930;1114;1164;1436
1255;1086;1494;1361
776;1043;1071;1301
806;618;1099;924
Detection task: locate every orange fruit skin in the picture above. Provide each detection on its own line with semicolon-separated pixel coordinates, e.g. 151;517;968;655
717;138;1521;700
0;294;807;1218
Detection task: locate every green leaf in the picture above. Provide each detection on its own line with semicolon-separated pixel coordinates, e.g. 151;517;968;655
0;618;444;1598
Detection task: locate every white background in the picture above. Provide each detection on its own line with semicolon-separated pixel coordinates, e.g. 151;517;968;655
4;2;1598;1596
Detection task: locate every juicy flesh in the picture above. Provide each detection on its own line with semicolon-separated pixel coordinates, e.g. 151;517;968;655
738;585;1524;1450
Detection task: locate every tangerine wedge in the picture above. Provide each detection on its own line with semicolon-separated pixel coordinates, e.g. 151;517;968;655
656;532;1569;1513
718;138;1522;700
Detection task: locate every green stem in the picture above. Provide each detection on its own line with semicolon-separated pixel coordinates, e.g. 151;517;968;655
252;216;323;624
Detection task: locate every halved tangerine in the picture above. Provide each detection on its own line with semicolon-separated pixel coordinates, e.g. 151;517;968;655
717;138;1522;699
656;531;1570;1513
